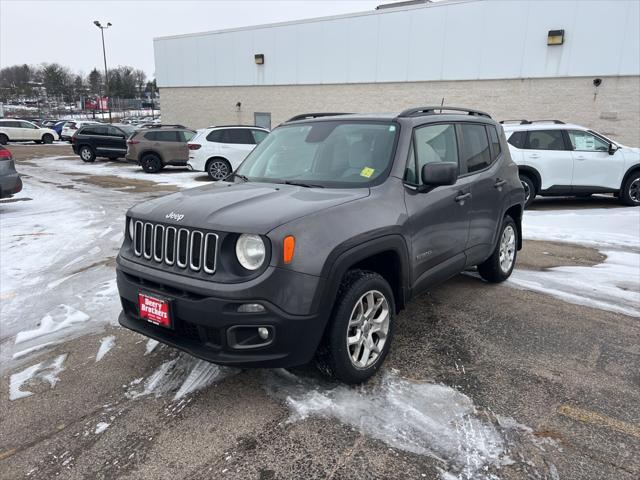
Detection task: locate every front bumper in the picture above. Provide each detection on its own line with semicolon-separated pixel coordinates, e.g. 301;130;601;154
116;256;327;368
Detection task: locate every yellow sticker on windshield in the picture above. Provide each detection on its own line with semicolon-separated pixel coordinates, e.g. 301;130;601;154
360;167;375;178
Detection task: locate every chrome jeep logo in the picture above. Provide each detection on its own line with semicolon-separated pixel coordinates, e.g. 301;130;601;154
165;212;185;222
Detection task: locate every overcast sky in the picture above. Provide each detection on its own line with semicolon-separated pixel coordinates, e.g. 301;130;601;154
0;0;406;79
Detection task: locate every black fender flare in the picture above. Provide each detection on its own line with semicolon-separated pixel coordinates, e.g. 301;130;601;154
517;166;542;192
621;163;640;191
312;234;411;320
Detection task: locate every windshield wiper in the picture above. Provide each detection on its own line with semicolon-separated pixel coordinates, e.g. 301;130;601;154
228;172;249;182
282;180;324;188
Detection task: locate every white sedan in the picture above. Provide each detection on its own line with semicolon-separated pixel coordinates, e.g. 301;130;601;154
0;119;59;144
187;126;269;180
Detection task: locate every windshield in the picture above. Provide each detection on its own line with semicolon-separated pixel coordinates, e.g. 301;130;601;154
236;121;398;188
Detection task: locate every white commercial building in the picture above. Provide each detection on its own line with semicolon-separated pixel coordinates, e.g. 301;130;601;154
154;0;640;144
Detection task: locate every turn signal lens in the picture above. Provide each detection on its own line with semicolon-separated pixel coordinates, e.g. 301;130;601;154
283;236;295;264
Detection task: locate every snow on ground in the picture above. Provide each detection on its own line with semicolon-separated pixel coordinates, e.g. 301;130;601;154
264;369;538;480
94;422;110;434
512;207;640;317
95;335;116;362
9;354;67;401
126;353;239;401
37;155;204;190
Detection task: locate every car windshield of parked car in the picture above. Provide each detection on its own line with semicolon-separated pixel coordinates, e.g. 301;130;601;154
236;121;398;188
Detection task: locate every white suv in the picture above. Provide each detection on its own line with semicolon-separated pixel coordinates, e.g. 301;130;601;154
0;119;59;144
188;126;269;180
502;120;640;207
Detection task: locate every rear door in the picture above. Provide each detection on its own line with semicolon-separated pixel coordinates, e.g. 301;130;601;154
567;130;624;190
19;121;39;140
404;122;471;293
223;129;257;168
100;126;127;157
462;123;507;262
523;129;572;190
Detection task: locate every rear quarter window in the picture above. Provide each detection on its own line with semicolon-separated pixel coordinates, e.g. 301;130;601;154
507;131;526;149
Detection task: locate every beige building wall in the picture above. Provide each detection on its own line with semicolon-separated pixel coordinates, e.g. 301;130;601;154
160;76;640;146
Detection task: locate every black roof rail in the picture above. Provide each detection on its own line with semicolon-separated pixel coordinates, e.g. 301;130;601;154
529;119;565;124
499;119;565;125
499;119;531;125
140;123;186;129
286;112;353;122
398;106;492;119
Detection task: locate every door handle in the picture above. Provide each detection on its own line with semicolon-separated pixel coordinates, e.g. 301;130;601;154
575;156;586;161
528;154;540;158
494;179;507;188
455;192;471;203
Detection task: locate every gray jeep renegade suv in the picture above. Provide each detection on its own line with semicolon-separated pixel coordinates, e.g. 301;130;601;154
116;107;525;383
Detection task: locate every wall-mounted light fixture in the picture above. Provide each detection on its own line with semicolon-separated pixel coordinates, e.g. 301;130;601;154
547;29;565;45
254;54;265;65
235;101;242;112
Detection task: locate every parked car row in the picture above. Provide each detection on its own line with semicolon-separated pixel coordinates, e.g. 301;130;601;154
62;112;640;207
0;119;59;144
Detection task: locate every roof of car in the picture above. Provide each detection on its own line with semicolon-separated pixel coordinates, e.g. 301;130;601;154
205;125;269;130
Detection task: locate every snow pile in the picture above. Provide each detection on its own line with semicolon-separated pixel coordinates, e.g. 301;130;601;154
145;339;159;355
514;207;640;316
523;207;639;248
15;305;90;344
127;353;239;401
265;370;507;480
94;422;110;434
511;250;639;317
9;354;67;401
95;336;116;362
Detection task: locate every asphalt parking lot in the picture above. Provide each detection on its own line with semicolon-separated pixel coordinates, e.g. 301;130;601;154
1;144;638;480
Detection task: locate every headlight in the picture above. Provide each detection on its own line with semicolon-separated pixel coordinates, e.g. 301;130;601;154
236;234;265;270
128;217;135;240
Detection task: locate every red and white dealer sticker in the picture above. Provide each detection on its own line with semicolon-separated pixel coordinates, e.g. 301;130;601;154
138;293;172;328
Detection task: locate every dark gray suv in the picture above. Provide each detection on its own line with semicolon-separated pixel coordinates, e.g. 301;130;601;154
116;107;525;383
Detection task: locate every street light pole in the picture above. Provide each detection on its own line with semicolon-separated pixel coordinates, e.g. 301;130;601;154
94;20;112;124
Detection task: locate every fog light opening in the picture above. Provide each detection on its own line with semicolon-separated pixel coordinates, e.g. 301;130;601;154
237;303;266;313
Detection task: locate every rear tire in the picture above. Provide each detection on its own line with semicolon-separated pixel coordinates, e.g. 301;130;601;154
519;175;536;208
79;145;96;162
206;158;231;181
620;172;640;206
316;270;395;384
141;153;163;173
42;134;54;144
478;216;518;283
0;134;7;145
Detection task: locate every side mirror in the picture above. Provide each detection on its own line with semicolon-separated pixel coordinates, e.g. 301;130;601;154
608;143;618;155
420;162;458;189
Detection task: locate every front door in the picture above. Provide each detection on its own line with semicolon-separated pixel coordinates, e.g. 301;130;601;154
567;130;624;190
403;122;470;293
102;126;127;157
19;121;39;141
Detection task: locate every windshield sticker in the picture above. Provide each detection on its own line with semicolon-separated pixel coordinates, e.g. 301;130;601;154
389;125;396;132
360;167;375;178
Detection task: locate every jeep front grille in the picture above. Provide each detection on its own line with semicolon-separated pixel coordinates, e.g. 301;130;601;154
133;221;218;274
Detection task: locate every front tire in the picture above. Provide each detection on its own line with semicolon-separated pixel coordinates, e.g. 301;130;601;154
141;153;163;173
620;173;640;206
478;216;518;283
317;270;395;384
206;158;231;181
0;134;8;145
519;175;536;208
42;134;54;144
79;146;96;162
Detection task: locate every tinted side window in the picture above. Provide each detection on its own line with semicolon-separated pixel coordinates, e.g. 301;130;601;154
507;131;526;149
460;124;491;173
251;129;268;144
144;131;159;141
411;123;458;184
180;130;195;142
488;125;502;161
227;129;255;145
525;130;566;151
206;130;225;143
107;126;124;137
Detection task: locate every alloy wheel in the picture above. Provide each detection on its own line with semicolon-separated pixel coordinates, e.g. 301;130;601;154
209;161;229;180
629;177;640;203
81;148;92;161
521;180;531;204
499;225;516;273
346;290;390;369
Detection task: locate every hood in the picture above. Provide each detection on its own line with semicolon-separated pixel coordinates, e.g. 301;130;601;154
129;182;370;234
